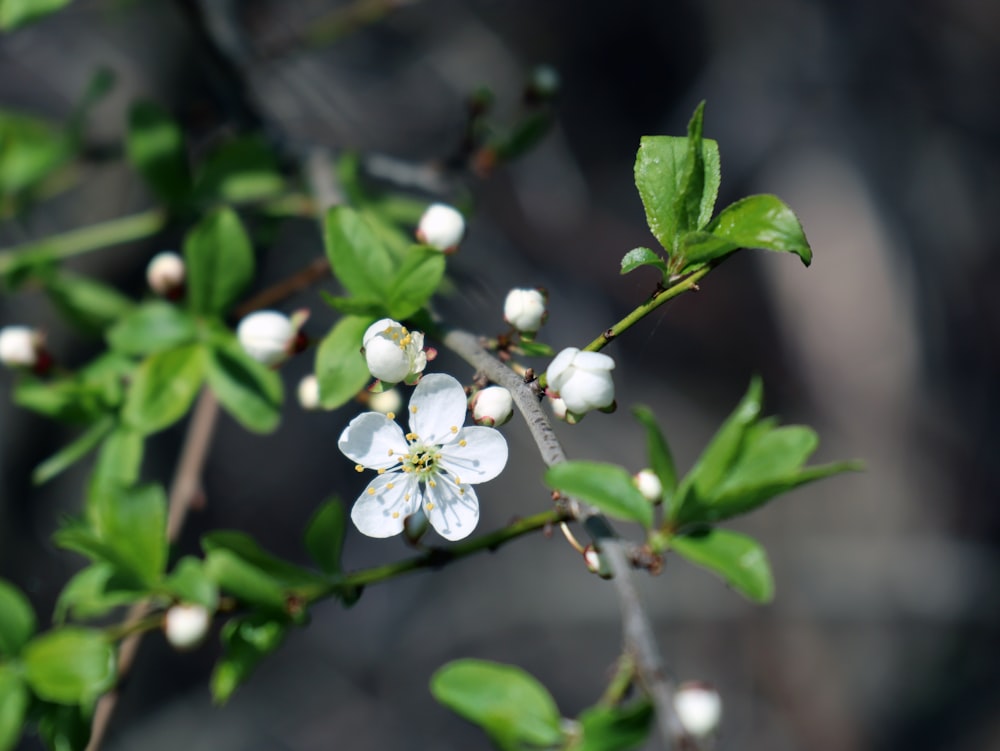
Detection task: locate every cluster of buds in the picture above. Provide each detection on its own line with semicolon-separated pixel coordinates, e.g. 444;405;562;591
146;251;186;299
0;326;50;373
416;203;465;253
503;287;548;336
363;318;428;385
546;347;616;422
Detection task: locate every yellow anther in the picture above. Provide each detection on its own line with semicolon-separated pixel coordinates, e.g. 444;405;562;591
454;476;461;485
401;327;409;335
450;426;458;434
426;502;435;511
410;405;418;414
387;482;394;489
386;412;396;420
429;480;437;488
406;432;419;441
387;449;394;456
459;439;467;447
392;512;400;519
404;493;411;501
400;334;412;347
403;466;412;473
459;488;465;495
377;468;386;475
355;464;364;472
367;488;376;495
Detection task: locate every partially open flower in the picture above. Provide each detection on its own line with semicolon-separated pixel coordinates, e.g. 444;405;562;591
237;310;294;366
298;374;321;410
674;682;722;738
546;347;615;415
363;318;427;384
416;203;465;252
503;288;547;334
164;603;211;650
470;386;513;427
634;469;662;503
146;251;186;298
0;326;42;369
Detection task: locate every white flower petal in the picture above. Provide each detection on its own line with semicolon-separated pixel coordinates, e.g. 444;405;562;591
546;347;579;390
338;413;408;469
560;370;615;412
409;373;468;443
424;475;479;541
351;474;421;538
572;351;615;371
439;427;508;484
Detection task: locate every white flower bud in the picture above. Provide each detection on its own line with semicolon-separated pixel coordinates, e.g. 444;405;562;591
237;310;294;366
164;603;211;650
470;386;513;427
416;203;465;252
368;387;403;415
146;251;185;297
0;326;41;368
582;545;612;579
363;318;427;384
674;682;722;738
635;469;662;502
297;374;321;410
546;347;615;414
503;288;547;334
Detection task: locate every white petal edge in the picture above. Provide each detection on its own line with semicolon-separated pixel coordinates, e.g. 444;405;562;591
409;373;468;444
546;347;579;390
351;473;421;538
424;475;479;541
572;351;615;371
338;413;408;469
439;427;508;484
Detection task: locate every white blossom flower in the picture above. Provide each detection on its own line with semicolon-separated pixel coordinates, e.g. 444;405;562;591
470;386;513;427
237;310;294;366
363;318;427;384
503;288;547;334
674;682;722;738
338;373;508;541
164;603;211;650
416;203;465;252
546;347;615;414
0;326;41;368
634;469;662;502
297;374;321;410
146;251;185;296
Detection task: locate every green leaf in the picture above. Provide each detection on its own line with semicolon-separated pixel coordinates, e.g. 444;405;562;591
674;102;714;239
126;101;190;206
0;666;28;751
42;271;135;334
386;246;446;319
14;375;109;424
0;579;36;656
22;628;116;705
123;344;206;434
492;111;553;162
671;528;775;603
0;0;71;30
91;425;144;490
516;339;554;357
32;415;114;486
619;247;668;276
304;499;346;576
576;701;654;751
205;340;282;433
430;659;564;749
679;194;812;272
107;301;198;356
193;135;284;204
163;557;219;611
204;549;288;613
89;483;168;586
323;206;395;299
34;703;91;751
211;615;287;704
545;461;653;529
631;406;677;505
53;563;145;623
0;109;70;194
202;531;326;590
183;207;255;316
315;315;373;410
319;292;387;318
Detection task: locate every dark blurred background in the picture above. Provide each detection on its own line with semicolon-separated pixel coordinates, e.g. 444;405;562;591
2;1;999;749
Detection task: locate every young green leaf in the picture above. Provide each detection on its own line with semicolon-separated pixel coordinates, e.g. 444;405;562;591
107;301;198;356
304;499;346;577
22;627;116;705
34;703;91;751
679;194;812;272
576;701;654;751
211;616;288;704
619;247;668;277
53;563;144;623
315;315;373;410
674;102;710;239
204;549;288;613
43;271;135;335
386;246;446;319
320;292;387;318
31;415;114;486
183;207;255;316
0;666;28;751
631;406;678;504
0;579;36;656
0;109;71;193
323;206;395;299
89;483;168;587
430;659;564;749
123;344;206;434
545;461;653;529
205;340;283;434
193;135;284;204
671;528;775;603
202;531;326;590
0;0;71;31
126;101;190;206
163;557;220;611
91;425;145;490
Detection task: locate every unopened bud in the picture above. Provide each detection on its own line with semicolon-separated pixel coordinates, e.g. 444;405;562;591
582;545;612;579
369;387;403;415
363;319;427;384
0;326;42;369
416;203;465;252
634;469;662;503
470;386;513;427
297;374;321;410
503;288;547;334
674;682;722;738
237;310;294;366
164;603;211;650
146;251;185;298
546;347;615;415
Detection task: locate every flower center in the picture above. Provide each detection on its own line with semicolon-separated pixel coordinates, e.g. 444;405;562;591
402;437;442;481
